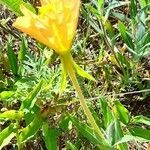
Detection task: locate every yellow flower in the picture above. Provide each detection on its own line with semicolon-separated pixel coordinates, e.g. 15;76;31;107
13;0;80;55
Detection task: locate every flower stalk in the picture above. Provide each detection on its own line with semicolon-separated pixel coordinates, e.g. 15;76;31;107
60;53;105;141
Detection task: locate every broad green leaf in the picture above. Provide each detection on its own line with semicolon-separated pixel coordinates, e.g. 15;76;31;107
0;110;24;120
7;43;18;76
99;97;113;129
69;115;111;149
19;115;43;143
74;62;96;81
132;115;150;125
42;122;57;150
0;124;16;149
130;127;150;140
66;141;78;150
0;91;15;99
114;101;130;125
20;80;43;110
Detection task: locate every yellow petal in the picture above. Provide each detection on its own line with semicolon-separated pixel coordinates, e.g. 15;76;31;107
13;15;49;48
13;0;81;55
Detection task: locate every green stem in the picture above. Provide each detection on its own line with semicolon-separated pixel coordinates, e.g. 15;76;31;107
16;121;22;150
60;53;106;141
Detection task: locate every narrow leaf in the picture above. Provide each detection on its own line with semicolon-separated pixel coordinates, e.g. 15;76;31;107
114;117;128;150
42;122;57;150
20;80;43;110
114;101;130;124
19;115;43;143
130;127;150;140
0;0;22;15
66;141;78;150
130;0;137;18
118;22;135;50
99;97;113;128
0;0;36;16
7;43;18;76
115;135;150;145
0;124;16;149
132;115;150;125
73;62;96;81
18;36;28;63
69;115;111;149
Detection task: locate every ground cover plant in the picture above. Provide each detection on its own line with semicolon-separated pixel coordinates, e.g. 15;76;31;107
0;0;150;149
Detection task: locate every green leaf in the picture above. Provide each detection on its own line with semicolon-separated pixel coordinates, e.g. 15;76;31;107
73;61;96;81
99;97;113;128
0;124;16;149
132;115;150;125
106;121;115;146
0;91;15;99
89;106;103;128
69;115;111;149
0;0;36;16
98;0;104;11
130;0;137;19
42;122;57;150
114;118;128;150
139;0;147;8
136;11;146;41
24;105;40;125
130;127;150;140
115;135;150;145
114;101;130;124
118;22;135;51
59;116;72;131
81;5;102;33
117;53;130;68
105;20;115;41
66;141;78;150
104;1;129;21
20;80;43;110
0;110;24;120
7;43;18;76
18;36;28;63
0;0;22;15
19;115;43;143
